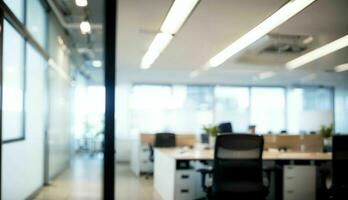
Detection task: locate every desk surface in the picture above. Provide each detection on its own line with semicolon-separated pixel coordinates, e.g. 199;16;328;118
156;148;332;161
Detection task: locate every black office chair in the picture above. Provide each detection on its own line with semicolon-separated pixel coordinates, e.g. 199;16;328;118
327;135;348;199
198;134;268;200
217;122;233;134
146;133;176;178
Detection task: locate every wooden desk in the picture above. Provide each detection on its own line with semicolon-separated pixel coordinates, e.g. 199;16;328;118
140;133;196;146
154;148;331;200
157;148;331;161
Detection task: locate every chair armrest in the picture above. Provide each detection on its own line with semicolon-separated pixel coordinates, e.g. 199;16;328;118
197;169;213;192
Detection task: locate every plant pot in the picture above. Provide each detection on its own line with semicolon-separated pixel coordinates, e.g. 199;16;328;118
209;136;216;149
323;137;332;147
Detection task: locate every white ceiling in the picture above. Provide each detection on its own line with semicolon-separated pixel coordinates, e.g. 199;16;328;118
107;0;347;86
53;0;348;86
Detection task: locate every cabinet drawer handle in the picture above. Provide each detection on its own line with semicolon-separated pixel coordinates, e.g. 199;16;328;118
287;190;294;194
181;175;190;179
181;189;189;193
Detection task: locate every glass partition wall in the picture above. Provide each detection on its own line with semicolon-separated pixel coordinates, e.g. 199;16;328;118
1;0;106;199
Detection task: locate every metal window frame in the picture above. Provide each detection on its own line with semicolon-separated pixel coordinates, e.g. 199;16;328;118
1;10;27;144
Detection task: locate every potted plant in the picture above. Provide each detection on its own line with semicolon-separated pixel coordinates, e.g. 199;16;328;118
203;125;218;148
320;124;333;147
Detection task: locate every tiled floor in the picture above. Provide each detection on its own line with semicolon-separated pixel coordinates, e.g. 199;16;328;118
34;155;161;200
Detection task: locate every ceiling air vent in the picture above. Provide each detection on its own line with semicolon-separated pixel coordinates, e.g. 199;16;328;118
251;34;313;54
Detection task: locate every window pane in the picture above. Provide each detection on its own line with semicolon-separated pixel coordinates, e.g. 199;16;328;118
4;0;25;22
250;87;285;134
2;21;25;141
215;86;250;132
173;85;214;134
288;87;334;133
129;85;173;136
26;0;47;47
129;85;214;137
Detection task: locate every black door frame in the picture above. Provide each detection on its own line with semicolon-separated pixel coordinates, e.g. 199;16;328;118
0;6;4;198
0;0;118;198
103;0;117;199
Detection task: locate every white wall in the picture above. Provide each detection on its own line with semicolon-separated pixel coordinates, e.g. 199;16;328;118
2;45;46;200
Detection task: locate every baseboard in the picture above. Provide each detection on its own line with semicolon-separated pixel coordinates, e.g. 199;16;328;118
25;185;44;200
49;162;70;182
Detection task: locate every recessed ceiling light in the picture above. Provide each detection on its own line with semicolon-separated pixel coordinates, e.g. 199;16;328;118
80;21;91;34
92;60;102;68
208;0;315;68
286;34;348;70
335;63;348;72
302;36;314;44
258;71;275;80
75;0;88;7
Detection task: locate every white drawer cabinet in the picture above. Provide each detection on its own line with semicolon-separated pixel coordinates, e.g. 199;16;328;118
175;170;196;200
283;165;316;200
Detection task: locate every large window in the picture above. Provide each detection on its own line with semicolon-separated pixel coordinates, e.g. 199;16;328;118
250;87;286;134
4;0;25;22
288;87;334;133
26;0;47;48
215;86;250;132
2;21;26;142
129;85;214;137
129;84;288;136
174;85;214;134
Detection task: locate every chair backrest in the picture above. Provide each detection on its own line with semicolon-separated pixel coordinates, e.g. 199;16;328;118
218;122;233;134
332;135;348;187
201;134;209;144
154;133;176;148
212;134;264;196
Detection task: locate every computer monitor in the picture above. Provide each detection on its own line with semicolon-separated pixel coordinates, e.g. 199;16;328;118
218;122;233;134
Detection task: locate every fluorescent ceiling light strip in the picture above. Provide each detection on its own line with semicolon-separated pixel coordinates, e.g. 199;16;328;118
140;0;199;69
335;63;348;72
286;34;348;69
160;0;199;35
140;33;172;69
148;33;173;53
141;51;160;69
208;0;315;67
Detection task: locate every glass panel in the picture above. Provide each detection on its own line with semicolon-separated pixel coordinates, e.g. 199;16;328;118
174;85;214;134
215;86;250;132
2;21;25;141
288;87;334;133
4;0;25;22
335;88;348;133
129;85;214;136
129;85;173;136
250;87;285;134
26;0;47;47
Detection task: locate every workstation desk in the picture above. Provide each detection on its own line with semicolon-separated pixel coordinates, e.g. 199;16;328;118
154;148;331;200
